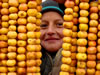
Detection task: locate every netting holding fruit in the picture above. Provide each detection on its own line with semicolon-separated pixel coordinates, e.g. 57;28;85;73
0;0;42;75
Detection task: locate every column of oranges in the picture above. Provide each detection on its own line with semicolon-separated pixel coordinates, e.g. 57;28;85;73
7;0;19;75
96;0;100;75
76;0;89;75
69;0;79;75
17;0;27;75
0;0;1;29
26;0;42;75
60;0;74;75
0;0;8;74
87;1;98;75
0;0;42;75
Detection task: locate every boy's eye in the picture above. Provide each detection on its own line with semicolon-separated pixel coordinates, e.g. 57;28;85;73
56;23;63;27
40;24;48;28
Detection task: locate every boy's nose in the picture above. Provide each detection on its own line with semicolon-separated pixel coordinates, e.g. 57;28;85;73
47;24;55;35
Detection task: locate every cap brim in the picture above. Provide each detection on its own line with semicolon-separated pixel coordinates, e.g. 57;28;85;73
41;6;64;16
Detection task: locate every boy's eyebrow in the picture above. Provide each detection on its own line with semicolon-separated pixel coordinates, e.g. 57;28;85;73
55;19;63;22
41;19;46;21
41;20;48;23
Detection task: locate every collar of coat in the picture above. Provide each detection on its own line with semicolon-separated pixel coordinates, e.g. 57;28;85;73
41;47;63;75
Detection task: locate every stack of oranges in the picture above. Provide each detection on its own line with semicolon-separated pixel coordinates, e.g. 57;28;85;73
60;0;74;75
69;0;79;74
96;0;100;74
76;0;89;75
26;0;42;75
87;1;98;75
0;0;8;74
62;0;100;75
0;0;42;75
17;0;27;74
7;0;18;74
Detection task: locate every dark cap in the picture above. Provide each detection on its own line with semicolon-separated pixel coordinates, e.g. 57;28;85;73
41;0;64;16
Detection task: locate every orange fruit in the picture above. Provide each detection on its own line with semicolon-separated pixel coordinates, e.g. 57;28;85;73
79;2;89;10
97;45;100;52
17;68;26;74
64;8;73;15
63;22;73;29
87;68;95;75
90;7;98;13
95;71;100;75
70;60;77;67
73;6;79;12
0;41;8;48
71;46;77;52
76;68;86;75
79;17;88;24
1;8;9;15
72;26;77;32
80;10;89;17
77;39;87;46
90;13;98;20
98;24;100;30
98;39;100;45
88;33;97;41
88;41;96;47
87;47;97;54
88;54;96;61
77;31;87;38
77;46;86;53
89;20;98;27
64;14;73;21
64;0;74;8
71;53;76;60
97;53;100;60
61;64;70;72
73;18;78;25
87;61;96;68
89;27;97;33
18;26;26;33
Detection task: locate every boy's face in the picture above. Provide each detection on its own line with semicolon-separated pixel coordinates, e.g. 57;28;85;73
40;11;64;52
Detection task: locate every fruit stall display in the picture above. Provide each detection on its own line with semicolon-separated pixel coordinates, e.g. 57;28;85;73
60;0;100;75
0;0;42;75
0;0;100;75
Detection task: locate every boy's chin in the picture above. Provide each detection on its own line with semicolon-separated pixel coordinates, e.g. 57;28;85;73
44;45;61;52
